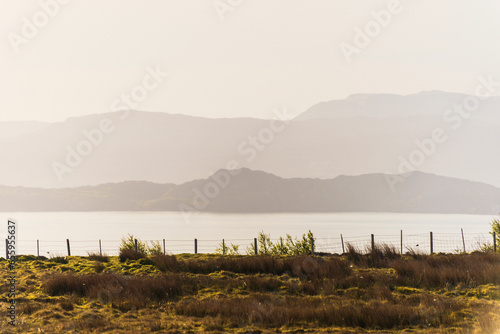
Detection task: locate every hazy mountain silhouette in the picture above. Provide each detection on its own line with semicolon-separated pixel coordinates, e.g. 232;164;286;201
296;91;500;123
2;91;500;189
1;169;499;214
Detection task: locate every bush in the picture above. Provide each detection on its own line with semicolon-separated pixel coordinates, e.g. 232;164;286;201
246;231;316;255
119;234;148;253
489;216;500;252
216;241;240;255
119;234;165;261
119;234;162;255
147;241;163;255
119;249;146;262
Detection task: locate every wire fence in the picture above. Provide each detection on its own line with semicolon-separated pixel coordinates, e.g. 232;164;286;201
4;231;497;258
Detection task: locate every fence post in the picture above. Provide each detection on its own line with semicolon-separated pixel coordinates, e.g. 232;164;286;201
163;239;166;255
134;239;138;252
254;238;258;255
494;232;497;253
461;228;466;253
280;237;283;255
310;237;314;255
194;238;198;254
430;232;433;255
341;234;345;254
400;230;403;255
222;239;225;255
99;239;102;256
37;240;40;258
371;234;375;252
66;239;71;256
5;239;8;260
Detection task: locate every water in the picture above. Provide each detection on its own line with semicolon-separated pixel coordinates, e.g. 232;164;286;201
0;212;495;256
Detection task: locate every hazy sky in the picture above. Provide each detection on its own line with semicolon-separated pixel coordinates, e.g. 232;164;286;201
2;0;500;122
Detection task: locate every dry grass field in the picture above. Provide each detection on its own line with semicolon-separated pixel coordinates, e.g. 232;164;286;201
1;246;500;333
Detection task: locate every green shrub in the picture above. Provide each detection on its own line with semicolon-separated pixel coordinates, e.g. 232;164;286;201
489;217;500;252
216;241;240;255
119;234;148;253
246;231;316;255
119;234;163;255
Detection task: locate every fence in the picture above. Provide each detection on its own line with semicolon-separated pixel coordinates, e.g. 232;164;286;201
4;230;497;259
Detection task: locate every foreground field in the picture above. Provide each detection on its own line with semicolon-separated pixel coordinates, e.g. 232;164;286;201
1;249;500;333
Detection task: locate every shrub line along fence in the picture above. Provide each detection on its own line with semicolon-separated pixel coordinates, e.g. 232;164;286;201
3;230;498;259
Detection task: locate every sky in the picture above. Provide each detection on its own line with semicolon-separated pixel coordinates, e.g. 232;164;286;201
2;0;500;122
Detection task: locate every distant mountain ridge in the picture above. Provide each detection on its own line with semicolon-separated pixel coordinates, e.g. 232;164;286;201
296;91;500;121
2;91;500;189
1;169;499;214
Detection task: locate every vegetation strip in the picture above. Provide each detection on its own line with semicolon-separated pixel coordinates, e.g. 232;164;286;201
1;243;500;332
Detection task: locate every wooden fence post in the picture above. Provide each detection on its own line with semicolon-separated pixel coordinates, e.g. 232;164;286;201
430;232;433;255
400;230;403;255
163;239;166;255
371;234;375;252
99;239;102;256
134;239;138;252
341;234;345;254
310;237;314;255
254;238;258;255
66;239;71;256
461;228;466;253
37;240;40;258
280;237;283;255
194;239;198;254
222;239;225;255
494;232;497;253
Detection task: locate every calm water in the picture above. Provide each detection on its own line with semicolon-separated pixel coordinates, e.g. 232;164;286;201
0;212;495;255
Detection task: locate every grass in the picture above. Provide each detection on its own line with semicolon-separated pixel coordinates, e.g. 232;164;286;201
1;250;500;333
87;252;110;263
118;249;146;262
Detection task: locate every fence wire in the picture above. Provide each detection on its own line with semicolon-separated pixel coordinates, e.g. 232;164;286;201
3;232;496;257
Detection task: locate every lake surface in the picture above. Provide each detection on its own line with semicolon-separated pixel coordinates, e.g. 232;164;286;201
0;212;496;256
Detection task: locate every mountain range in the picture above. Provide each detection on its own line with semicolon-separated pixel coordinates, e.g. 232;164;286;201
2;90;500;217
2;91;500;190
1;168;499;214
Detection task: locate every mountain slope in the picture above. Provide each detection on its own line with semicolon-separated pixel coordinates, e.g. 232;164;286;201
3;91;500;189
296;91;500;122
1;169;499;214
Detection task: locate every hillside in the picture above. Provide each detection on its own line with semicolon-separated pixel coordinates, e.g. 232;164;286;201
296;91;500;122
2;91;500;189
1;169;499;214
